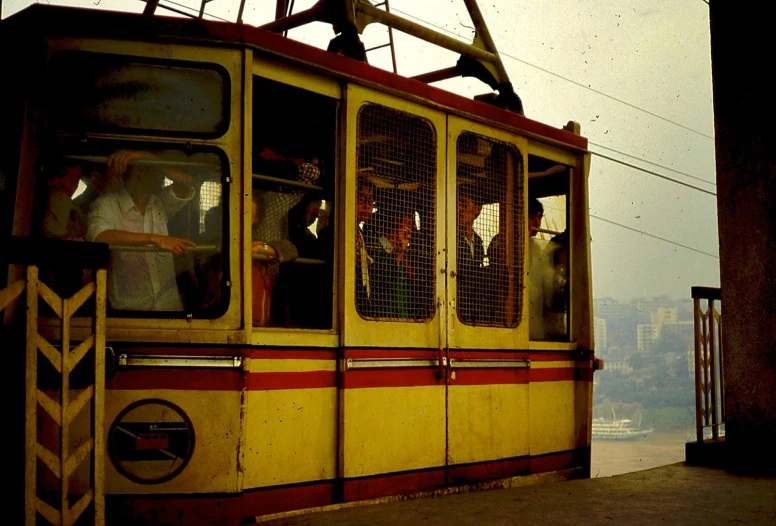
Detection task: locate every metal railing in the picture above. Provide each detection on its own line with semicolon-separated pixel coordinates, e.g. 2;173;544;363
2;237;109;526
692;286;724;442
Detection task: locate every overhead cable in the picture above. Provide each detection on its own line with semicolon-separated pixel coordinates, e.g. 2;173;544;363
591;151;716;196
589;141;715;186
591;214;719;259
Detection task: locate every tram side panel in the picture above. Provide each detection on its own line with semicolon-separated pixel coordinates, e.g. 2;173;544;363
241;351;339;515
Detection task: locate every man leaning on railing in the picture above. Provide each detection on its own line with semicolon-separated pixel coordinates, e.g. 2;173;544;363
87;151;195;311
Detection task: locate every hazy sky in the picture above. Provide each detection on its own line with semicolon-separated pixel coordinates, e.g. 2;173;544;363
3;0;720;301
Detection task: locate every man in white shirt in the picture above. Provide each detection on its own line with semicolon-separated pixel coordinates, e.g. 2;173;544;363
87;150;195;311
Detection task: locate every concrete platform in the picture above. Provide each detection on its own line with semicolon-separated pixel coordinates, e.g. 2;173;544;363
256;464;776;525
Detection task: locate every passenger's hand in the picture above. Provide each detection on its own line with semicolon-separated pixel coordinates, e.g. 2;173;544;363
107;151;152;178
251;241;277;257
152;234;196;256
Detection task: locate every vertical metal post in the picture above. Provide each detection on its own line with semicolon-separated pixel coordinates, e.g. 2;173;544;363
716;305;725;425
693;296;703;443
701;301;711;431
503;150;515;326
25;266;39;526
708;298;719;440
60;283;71;526
93;269;107;526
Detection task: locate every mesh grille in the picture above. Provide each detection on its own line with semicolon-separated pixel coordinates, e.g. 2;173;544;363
456;132;524;328
199;181;222;234
355;103;436;322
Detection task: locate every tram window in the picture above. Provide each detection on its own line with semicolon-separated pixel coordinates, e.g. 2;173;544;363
528;155;570;341
456;132;524;328
355;104;436;322
45;51;228;137
251;76;337;329
27;144;229;318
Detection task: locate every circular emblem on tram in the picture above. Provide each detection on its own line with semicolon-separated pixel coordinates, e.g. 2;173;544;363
108;399;195;485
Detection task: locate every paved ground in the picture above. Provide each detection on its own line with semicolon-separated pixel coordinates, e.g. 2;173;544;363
259;464;776;525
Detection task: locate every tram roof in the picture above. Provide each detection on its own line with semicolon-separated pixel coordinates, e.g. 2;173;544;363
2;4;587;151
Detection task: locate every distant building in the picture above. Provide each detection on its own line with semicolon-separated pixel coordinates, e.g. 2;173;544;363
594;317;608;352
637;323;660;352
687;347;696;376
605;360;634;374
651;306;677;325
661;321;695;350
632;296;675;315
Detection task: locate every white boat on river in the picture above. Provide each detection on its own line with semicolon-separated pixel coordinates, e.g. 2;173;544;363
592;416;654;440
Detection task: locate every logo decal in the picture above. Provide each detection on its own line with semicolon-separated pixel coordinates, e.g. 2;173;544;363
108;399;195;485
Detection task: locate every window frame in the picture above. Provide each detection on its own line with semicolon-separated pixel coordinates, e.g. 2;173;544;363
446;115;529;350
44;44;232;140
246;57;342;348
28;38;245;343
342;85;446;349
525;140;584;352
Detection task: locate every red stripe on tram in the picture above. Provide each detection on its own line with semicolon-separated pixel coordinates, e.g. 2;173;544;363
246;349;338;360
529;352;584;362
245;371;338;390
341;368;443;389
529;367;577;382
529;451;576;474
107;369;242;391
450;368;529;386
343;468;446;502
448;457;531;483
241;481;337;516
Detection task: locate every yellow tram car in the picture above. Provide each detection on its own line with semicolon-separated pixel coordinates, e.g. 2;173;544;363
1;3;598;524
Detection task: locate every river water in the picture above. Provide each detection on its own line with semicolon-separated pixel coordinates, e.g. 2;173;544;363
590;432;688;478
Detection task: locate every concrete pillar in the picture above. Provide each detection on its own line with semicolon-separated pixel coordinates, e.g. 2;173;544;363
710;2;776;474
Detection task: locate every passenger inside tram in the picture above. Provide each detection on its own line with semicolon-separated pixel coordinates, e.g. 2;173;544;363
189;204;223;313
527;197;549;339
252;147;321;244
545;230;569;339
355;179;376;315
281;195;333;329
35;154;92;300
39;155;87;241
456;185;489;325
527;155;572;341
250;190;298;327
86;150;197;311
250;75;337;329
73;158;123;219
369;201;415;319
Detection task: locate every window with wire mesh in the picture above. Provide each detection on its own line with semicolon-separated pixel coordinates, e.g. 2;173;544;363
355;103;436;322
456;132;524;328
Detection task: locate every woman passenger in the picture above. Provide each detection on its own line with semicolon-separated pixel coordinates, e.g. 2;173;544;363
370;205;415;320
